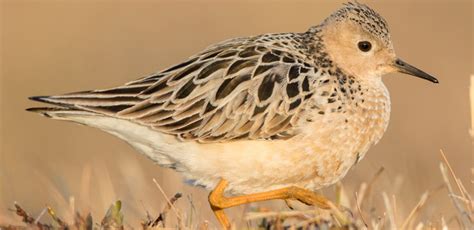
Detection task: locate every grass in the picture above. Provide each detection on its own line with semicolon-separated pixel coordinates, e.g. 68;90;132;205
244;151;472;230
0;150;471;229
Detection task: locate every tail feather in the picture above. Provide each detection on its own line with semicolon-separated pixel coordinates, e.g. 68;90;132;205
26;107;98;119
27;91;137;116
27;94;107;119
27;80;153;118
29;95;77;108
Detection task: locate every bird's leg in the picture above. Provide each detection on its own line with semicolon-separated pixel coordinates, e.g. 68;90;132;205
208;179;332;229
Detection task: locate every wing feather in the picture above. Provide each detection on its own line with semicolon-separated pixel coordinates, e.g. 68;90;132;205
38;35;324;142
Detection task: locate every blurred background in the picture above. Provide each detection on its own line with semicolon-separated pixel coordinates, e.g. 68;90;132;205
1;0;472;228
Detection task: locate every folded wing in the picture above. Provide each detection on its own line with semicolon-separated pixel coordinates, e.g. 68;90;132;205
30;36;321;142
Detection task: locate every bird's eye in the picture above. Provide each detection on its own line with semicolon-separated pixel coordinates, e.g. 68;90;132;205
358;41;372;52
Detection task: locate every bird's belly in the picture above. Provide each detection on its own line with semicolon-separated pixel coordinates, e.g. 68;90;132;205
170;115;387;195
178;138;359;195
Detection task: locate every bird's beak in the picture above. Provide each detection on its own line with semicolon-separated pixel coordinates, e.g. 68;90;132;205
393;58;438;83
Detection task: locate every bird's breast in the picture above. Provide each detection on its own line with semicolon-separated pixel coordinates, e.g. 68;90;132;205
292;78;391;186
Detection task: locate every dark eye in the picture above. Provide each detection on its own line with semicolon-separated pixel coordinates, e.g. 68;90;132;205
358;41;372;52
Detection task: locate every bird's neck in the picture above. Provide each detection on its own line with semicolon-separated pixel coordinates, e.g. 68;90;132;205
303;26;334;69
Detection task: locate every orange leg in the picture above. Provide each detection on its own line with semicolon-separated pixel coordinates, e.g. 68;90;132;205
208;179;332;229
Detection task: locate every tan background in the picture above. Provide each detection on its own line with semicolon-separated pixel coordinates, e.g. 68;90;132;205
1;0;472;227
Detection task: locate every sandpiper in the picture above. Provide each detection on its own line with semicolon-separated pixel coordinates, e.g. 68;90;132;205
28;2;438;228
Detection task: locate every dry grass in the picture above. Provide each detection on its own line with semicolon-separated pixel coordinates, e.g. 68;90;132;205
244;152;472;230
0;182;188;230
0;151;471;229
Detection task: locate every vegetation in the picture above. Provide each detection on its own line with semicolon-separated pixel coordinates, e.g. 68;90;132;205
0;150;471;229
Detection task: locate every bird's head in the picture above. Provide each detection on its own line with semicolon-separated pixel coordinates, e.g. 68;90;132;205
318;1;438;83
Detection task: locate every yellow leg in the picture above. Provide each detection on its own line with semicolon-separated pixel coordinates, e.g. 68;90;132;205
208;179;331;229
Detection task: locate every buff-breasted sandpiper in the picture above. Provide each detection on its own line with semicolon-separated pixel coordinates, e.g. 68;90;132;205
27;2;438;228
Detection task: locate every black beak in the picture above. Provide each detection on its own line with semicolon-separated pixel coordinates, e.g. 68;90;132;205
394;58;438;83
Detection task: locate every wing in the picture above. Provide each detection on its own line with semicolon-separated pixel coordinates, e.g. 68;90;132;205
36;35;322;142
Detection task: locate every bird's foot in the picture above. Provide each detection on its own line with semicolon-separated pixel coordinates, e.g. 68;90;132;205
208;179;336;229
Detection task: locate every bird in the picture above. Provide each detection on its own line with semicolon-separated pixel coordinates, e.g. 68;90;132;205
27;1;438;228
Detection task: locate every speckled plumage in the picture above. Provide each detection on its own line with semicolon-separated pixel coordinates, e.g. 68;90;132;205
28;2;436;195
